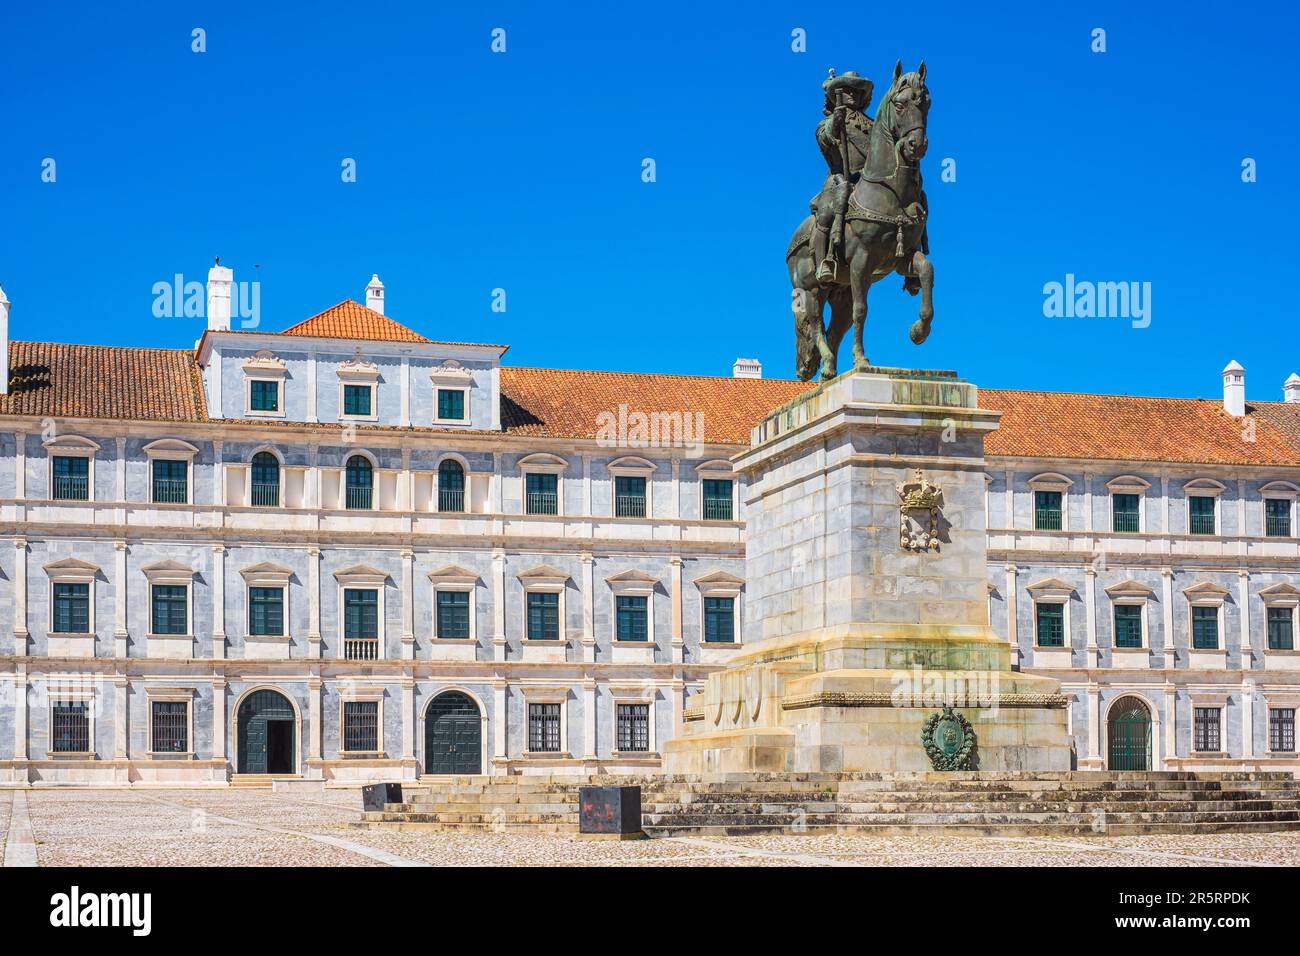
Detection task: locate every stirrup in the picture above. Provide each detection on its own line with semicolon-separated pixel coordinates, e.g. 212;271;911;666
816;257;839;283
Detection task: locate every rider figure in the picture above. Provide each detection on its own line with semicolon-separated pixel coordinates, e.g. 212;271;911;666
812;69;874;284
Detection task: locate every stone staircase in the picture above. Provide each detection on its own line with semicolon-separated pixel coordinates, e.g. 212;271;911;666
353;771;1300;837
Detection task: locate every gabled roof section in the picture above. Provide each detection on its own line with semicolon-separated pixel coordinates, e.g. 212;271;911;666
280;300;432;344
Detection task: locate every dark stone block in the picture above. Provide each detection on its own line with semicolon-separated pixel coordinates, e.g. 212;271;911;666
361;782;403;812
579;785;642;834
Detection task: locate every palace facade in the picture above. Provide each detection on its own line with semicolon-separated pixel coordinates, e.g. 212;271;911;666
2;267;1299;786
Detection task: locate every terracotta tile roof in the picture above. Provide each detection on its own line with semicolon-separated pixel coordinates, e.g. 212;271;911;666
279;299;432;343
499;367;813;444
0;341;207;423
980;388;1299;466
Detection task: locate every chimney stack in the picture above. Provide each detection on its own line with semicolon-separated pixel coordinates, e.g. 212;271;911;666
366;274;385;315
0;284;9;395
206;258;233;331
732;357;761;379
1285;373;1300;404
1222;360;1246;417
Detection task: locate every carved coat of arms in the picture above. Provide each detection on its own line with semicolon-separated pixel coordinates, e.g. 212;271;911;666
921;705;975;770
897;468;941;552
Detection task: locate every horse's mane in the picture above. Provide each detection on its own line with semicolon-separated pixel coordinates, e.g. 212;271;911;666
874;72;927;134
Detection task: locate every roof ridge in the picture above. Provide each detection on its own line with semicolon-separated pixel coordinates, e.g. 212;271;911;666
503;365;808;384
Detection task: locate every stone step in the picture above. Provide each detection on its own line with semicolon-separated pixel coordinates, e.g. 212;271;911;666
641;819;1300;838
644;798;1300;815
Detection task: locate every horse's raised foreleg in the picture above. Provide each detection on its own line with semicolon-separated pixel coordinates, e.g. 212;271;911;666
908;250;934;345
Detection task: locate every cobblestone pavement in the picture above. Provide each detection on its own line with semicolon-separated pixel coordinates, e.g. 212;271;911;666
10;788;1300;867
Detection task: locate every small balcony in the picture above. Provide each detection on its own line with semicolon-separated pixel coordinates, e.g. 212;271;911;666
52;474;89;501
614;494;646;518
438;488;465;513
343;638;379;661
345;485;373;510
703;497;733;521
526;491;558;515
152;478;188;504
250;482;280;508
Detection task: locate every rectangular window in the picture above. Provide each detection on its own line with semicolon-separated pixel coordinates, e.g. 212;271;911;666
151;700;188;753
342;383;372;416
151;459;188;504
248;586;285;637
150;585;188;635
51;701;90;754
615;595;648;642
527;702;561;753
525;472;558;515
614;475;647;518
249;379;279;412
526;591;559;641
704;596;735;643
703;479;734;521
616;703;650;752
1270;708;1296;753
1112;493;1140;533
436;388;465;421
1191;605;1220;649
343;589;379;660
1034;490;1063;530
1113;604;1142;649
342;701;379;752
1189;495;1216;535
52;582;90;633
1035;603;1065;647
52;455;89;501
1268;607;1295;651
1265;498;1292;538
1193;707;1221;753
436;590;470;639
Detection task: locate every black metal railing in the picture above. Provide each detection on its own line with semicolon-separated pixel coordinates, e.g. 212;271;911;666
346;485;373;510
1189;511;1216;536
251;482;279;507
152;478;188;504
614;494;646;518
1112;511;1139;533
526;491;558;515
703;497;733;521
52;474;89;501
438;488;465;512
1266;511;1292;538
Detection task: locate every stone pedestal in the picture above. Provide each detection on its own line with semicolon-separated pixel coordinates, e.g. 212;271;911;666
664;368;1071;774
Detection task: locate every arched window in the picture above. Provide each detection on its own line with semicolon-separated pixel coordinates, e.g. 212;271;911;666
250;452;280;507
346;455;373;510
438;459;465;512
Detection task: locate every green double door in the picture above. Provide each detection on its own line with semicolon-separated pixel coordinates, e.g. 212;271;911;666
425;692;482;775
1107;696;1152;771
238;689;296;775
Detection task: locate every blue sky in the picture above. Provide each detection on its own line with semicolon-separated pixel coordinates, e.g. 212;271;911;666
1;1;1296;401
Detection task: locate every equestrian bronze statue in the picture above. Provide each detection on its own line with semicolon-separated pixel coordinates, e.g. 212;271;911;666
788;60;933;380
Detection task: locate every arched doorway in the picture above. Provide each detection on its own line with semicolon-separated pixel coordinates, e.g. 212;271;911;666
1107;696;1152;771
425;691;482;775
237;689;297;774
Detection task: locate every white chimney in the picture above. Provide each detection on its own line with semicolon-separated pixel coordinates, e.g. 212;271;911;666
1222;360;1245;417
1285;373;1300;404
365;274;385;315
733;357;761;379
0;283;9;395
206;258;233;331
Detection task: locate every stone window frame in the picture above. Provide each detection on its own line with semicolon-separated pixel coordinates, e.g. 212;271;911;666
433;452;471;513
430;361;473;426
240;562;293;642
694;570;744;647
1103;578;1153;651
1260;583;1300;656
242;350;287;418
605;570;659;646
607;455;655;519
520;685;570;757
1260;480;1299;538
44;557;100;638
143;438;200;505
245;445;285;508
337;686;385;756
1027;472;1073;531
145;686;196;757
337;355;381;423
427;564;479;643
609;685;658;756
1188;690;1229;756
696;459;738;522
142;560;196;639
1263;692;1300;755
1182;581;1230;653
518;453;567;517
1025;577;1075;650
43;434;100;503
45;680;97;758
1105;474;1151;534
517;565;569;644
334;565;389;660
1184;477;1227;536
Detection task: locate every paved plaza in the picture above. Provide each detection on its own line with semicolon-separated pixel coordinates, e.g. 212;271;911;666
1;788;1299;867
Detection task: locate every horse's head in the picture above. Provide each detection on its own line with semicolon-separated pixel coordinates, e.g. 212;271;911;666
877;60;930;165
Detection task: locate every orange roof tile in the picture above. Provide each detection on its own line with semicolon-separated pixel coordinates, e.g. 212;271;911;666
280;300;432;343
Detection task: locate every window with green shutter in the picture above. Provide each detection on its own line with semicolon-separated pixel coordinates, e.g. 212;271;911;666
1113;604;1142;648
343;384;372;416
1188;496;1216;535
1268;607;1295;650
151;585;188;635
526;591;559;640
152;459;188;504
248;587;285;636
1034;491;1062;530
52;455;89;501
52;582;90;633
1112;493;1140;533
343;589;378;639
1265;499;1292;538
437;388;465;420
250;379;279;412
615;595;648;642
703;479;734;521
525;472;558;515
1035;602;1065;647
704;597;735;643
436;590;470;639
1191;605;1219;649
614;475;646;517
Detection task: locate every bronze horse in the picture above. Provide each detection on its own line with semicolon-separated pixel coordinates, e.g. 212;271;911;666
788;61;933;380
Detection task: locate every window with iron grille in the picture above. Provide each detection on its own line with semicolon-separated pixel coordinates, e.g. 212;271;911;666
250;451;280;507
525;472;558;515
51;701;90;753
1113;604;1142;648
151;700;188;753
437;388;465;420
151;459;188;504
151;585;188;635
1188;495;1216;535
437;459;465;512
1035;603;1065;647
703;479;734;521
1193;707;1221;752
1268;607;1295;651
1265;498;1292;538
528;702;561;752
526;591;559;640
248;587;285;636
249;379;279;412
617;703;650;752
436;590;470;639
342;700;379;752
704;596;734;643
1033;491;1062;530
1270;708;1296;753
52;455;89;501
52;582;90;633
1111;493;1140;533
345;455;373;509
615;595;648;642
614;475;646;517
1191;605;1220;649
343;383;372;416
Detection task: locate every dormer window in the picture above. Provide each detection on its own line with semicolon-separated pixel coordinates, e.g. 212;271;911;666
250;380;279;412
243;350;287;418
337;353;380;421
1028;473;1072;531
343;384;373;417
430;361;473;426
